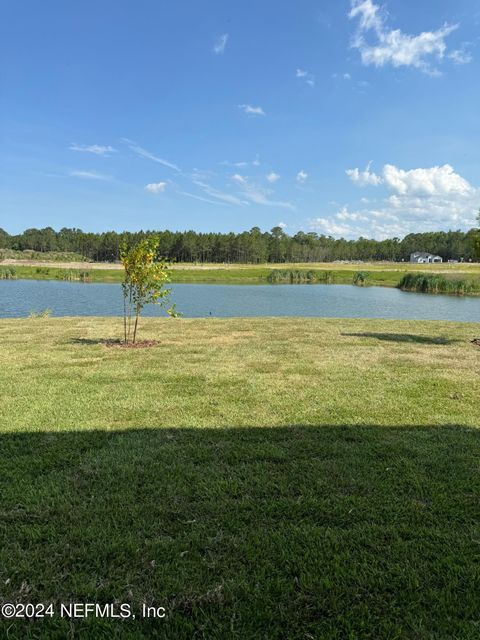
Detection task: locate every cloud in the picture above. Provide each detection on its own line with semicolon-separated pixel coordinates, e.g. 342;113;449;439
382;164;473;197
70;170;112;181
296;170;308;184
193;180;247;206
332;72;354;81
309;217;363;237
70;144;117;155
347;163;473;197
348;0;461;74
311;162;478;239
177;190;224;206
349;0;383;32
145;182;167;194
335;206;370;222
346;162;383;186
190;168;218;182
278;222;287;229
221;155;260;168
266;172;280;183
296;68;315;87
448;48;473;65
213;33;229;55
231;173;247;185
221;160;248;168
232;175;294;210
243;188;294;210
238;104;266;116
121;138;180;171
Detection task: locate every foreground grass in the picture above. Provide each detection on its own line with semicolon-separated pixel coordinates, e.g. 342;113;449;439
0;318;479;638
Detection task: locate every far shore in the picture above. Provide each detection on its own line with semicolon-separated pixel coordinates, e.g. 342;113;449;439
2;258;480;294
2;257;480;273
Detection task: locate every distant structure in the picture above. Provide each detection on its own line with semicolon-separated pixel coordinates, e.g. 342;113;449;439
410;252;443;264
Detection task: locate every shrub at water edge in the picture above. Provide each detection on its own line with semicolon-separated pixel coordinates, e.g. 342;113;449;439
353;271;370;286
0;267;17;279
397;272;478;295
267;270;335;284
28;308;52;318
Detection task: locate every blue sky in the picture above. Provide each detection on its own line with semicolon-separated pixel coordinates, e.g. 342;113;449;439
1;0;479;238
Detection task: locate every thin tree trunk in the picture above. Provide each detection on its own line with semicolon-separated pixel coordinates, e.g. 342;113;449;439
133;311;139;344
123;293;127;344
127;289;133;343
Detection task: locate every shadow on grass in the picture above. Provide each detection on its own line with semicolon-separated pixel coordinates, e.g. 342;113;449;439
69;337;160;348
0;424;478;639
342;332;458;345
69;337;123;346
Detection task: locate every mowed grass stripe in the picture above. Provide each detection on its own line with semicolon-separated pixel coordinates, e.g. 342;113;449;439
0;318;478;431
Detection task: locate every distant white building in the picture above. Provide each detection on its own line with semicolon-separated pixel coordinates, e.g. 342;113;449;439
410;252;443;264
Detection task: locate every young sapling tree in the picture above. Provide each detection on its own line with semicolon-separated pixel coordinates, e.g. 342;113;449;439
120;236;179;344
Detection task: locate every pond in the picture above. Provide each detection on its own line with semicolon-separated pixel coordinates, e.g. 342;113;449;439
1;280;479;321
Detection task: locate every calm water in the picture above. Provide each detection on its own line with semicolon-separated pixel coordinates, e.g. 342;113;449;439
1;280;479;321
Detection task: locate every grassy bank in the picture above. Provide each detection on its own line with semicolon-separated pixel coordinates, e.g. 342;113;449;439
4;262;480;291
0;317;479;638
398;272;480;295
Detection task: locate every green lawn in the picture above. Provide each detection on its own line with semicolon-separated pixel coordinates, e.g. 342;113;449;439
0;317;479;638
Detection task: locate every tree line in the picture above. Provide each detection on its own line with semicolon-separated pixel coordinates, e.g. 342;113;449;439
0;226;479;263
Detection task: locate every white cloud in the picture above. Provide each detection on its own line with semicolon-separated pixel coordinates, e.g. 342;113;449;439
145;182;167;194
221;155;260;168
335;206;370;222
70;170;112;181
346;163;383;186
231;173;247;185
177;190;224;206
448;48;473;65
191;169;291;208
238;104;266;116
312;162;478;239
193;180;247;206
242;187;294;210
347;163;473;197
221;160;248;168
309;217;361;237
296;170;308;184
349;0;383;32
332;72;353;81
278;222;287;229
296;68;315;87
231;175;294;210
121;138;180;171
191;168;217;182
266;172;280;183
348;0;461;74
382;164;473;197
70;144;117;155
213;33;229;55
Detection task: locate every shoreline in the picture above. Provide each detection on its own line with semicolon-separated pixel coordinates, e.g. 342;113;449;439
2;261;480;296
